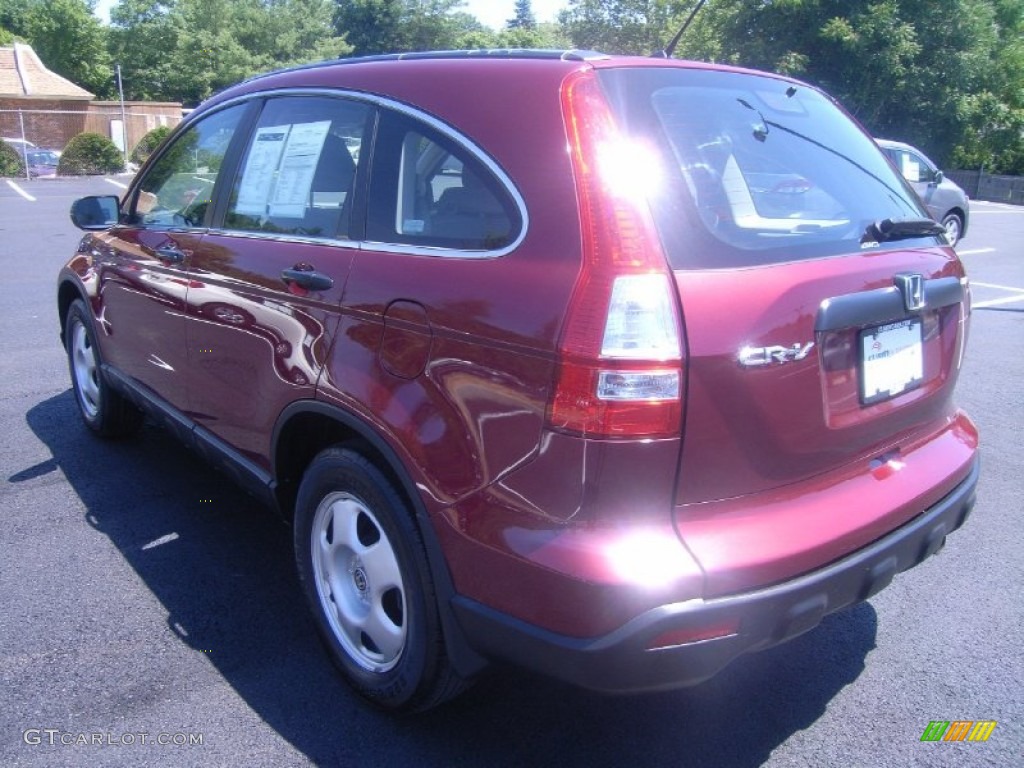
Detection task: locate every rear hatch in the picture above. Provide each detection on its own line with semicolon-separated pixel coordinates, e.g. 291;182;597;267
597;65;972;594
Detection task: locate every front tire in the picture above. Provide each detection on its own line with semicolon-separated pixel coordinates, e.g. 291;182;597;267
294;447;467;711
941;212;963;247
65;299;143;437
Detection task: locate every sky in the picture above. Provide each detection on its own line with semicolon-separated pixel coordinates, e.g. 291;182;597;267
93;1;570;29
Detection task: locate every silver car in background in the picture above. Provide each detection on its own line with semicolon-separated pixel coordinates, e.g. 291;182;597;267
876;138;970;246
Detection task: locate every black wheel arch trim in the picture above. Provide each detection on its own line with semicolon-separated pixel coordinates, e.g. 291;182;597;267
272;398;490;678
57;271;92;349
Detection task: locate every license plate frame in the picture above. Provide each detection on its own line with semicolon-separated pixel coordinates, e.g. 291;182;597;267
859;318;924;405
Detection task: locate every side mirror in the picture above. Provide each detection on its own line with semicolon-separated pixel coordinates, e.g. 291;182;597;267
70;195;120;231
933;169;944;184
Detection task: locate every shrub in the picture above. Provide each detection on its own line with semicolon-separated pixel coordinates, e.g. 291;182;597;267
57;133;125;176
0;141;25;177
130;125;174;166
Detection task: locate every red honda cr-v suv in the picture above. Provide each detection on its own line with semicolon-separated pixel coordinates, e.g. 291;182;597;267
58;50;979;712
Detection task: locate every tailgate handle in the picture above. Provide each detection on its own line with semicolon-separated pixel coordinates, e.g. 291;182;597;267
815;276;963;332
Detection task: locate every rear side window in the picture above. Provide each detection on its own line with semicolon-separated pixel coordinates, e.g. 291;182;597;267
224;96;372;240
366;111;521;252
598;68;932;268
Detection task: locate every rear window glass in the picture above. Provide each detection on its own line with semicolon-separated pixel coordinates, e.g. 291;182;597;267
598;68;932;269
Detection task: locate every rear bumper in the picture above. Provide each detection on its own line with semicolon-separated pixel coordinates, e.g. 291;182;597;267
452;454;979;693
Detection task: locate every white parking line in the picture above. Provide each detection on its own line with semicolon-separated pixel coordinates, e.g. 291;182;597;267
958;247;996;255
972;281;1024;293
971;281;1024;309
141;532;180;550
105;178;128;190
974;294;1024;309
4;179;36;201
973;201;1021;210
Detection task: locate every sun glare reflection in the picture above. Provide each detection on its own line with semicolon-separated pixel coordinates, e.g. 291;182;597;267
607;529;689;588
597;139;664;202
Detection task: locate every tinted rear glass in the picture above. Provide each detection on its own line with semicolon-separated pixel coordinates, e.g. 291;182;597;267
598;68;933;269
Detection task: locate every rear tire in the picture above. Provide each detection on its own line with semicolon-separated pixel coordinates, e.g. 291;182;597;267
65;299;143;438
294;446;468;711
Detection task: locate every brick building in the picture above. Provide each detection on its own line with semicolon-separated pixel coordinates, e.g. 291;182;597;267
1;43;181;154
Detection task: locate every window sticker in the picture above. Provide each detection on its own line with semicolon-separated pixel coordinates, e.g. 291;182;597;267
235;126;289;216
900;153;922;183
234;120;332;219
269;120;331;218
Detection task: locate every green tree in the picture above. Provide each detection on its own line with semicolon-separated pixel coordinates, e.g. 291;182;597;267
950;0;1024;172
0;0;113;97
558;0;1024;172
702;0;1019;170
0;0;31;38
451;11;498;48
108;0;182;101
953;91;1024;173
559;0;690;55
334;0;466;56
496;22;571;49
508;0;536;29
261;0;351;66
109;0;348;105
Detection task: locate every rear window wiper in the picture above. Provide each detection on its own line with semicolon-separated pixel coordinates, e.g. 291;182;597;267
863;217;946;243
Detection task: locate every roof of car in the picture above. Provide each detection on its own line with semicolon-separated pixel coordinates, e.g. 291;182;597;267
190;49;812;125
238;49;609;86
241;48;802;88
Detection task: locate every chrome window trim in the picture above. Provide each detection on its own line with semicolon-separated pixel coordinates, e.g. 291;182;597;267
206;87;529;258
358;239;506;259
204;228;362;250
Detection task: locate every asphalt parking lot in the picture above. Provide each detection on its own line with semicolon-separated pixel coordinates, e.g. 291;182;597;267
1;176;1021;767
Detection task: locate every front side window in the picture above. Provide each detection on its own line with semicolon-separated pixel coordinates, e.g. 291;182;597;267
367;112;521;252
133;104;247;228
224;96;372;240
599;68;933;268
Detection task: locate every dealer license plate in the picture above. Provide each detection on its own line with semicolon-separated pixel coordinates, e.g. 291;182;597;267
859;318;923;405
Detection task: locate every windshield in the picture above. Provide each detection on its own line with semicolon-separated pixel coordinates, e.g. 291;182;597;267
598;68;935;268
28;150;59;165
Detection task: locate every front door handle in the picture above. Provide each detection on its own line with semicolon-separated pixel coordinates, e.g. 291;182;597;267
282;267;333;291
155;245;186;264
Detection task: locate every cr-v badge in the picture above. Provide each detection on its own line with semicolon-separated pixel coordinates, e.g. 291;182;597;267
739;342;815;367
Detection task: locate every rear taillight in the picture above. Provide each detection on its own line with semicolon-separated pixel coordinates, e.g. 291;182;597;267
547;70;684;439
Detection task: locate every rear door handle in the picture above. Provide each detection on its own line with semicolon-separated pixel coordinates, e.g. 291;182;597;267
282;268;333;291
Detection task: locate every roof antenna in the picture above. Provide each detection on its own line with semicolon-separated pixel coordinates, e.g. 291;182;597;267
654;0;709;59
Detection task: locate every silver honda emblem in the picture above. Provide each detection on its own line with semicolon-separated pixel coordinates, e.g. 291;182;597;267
352;567;368;594
895;273;925;312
